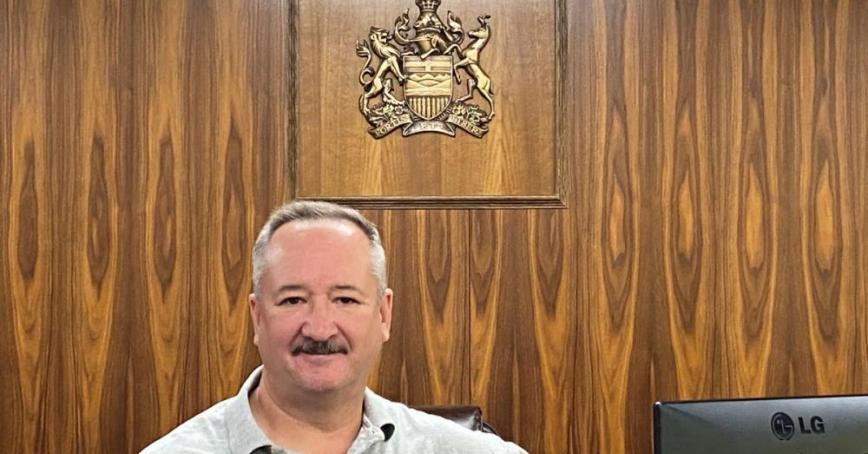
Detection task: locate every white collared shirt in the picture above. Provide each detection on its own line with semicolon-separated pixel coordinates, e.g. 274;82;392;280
140;366;527;454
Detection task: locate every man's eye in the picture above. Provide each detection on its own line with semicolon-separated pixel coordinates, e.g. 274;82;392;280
278;297;304;306
336;297;360;305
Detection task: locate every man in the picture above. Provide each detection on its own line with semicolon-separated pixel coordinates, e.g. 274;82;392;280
142;201;527;453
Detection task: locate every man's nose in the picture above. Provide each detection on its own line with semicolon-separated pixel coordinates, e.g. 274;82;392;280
300;299;338;340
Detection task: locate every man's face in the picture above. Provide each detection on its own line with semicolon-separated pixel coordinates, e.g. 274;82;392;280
249;219;392;395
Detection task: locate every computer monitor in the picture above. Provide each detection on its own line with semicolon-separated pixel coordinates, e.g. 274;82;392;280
654;394;868;454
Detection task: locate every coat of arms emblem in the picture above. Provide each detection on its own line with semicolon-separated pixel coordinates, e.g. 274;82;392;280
356;0;494;138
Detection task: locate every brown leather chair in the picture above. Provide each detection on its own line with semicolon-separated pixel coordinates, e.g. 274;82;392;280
413;405;498;434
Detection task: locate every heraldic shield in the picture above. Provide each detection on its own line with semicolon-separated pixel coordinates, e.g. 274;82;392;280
355;0;494;138
403;55;453;121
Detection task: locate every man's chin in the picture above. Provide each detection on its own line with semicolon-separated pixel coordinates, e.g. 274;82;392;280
292;374;354;394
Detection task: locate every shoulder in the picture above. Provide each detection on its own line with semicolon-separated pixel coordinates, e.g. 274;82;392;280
139;398;234;454
366;391;528;454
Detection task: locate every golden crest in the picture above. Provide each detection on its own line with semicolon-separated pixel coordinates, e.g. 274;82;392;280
356;0;494;138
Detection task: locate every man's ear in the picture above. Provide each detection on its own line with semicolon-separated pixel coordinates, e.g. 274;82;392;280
249;293;261;346
379;288;393;342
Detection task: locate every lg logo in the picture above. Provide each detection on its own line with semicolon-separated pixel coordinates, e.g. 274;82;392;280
771;412;826;441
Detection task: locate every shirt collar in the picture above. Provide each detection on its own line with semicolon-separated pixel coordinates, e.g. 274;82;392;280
362;388;397;441
225;366;274;454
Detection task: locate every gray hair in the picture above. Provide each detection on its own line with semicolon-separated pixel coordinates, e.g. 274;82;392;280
251;200;387;297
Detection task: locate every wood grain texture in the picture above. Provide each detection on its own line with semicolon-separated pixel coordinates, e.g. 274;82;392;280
0;0;287;450
573;0;868;452
469;208;577;453
2;0;867;453
2;4;47;452
293;0;562;203
367;209;469;405
848;0;868;391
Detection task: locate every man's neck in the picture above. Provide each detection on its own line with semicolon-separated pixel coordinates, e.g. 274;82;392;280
249;372;366;454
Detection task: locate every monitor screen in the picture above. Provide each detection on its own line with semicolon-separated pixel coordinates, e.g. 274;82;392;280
654;394;868;454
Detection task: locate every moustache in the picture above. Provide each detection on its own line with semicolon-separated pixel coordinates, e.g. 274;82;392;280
292;338;348;356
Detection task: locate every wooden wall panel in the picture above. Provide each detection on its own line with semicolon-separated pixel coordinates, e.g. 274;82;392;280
719;0;781;398
469;212;537;447
368;210;469;405
796;0;856;395
2;0;867;453
572;0;868;452
469;209;577;453
0;0;287;451
580;0;647;451
850;0;868;391
294;0;559;201
659;0;717;402
570;1;604;452
2;1;48;451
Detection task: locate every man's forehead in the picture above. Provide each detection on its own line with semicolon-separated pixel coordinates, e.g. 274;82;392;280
260;218;377;292
264;219;372;262
277;218;364;239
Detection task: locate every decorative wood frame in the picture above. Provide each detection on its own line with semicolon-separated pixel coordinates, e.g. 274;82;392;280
288;0;568;209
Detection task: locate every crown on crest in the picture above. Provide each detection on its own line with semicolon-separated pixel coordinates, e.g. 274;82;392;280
415;0;441;13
